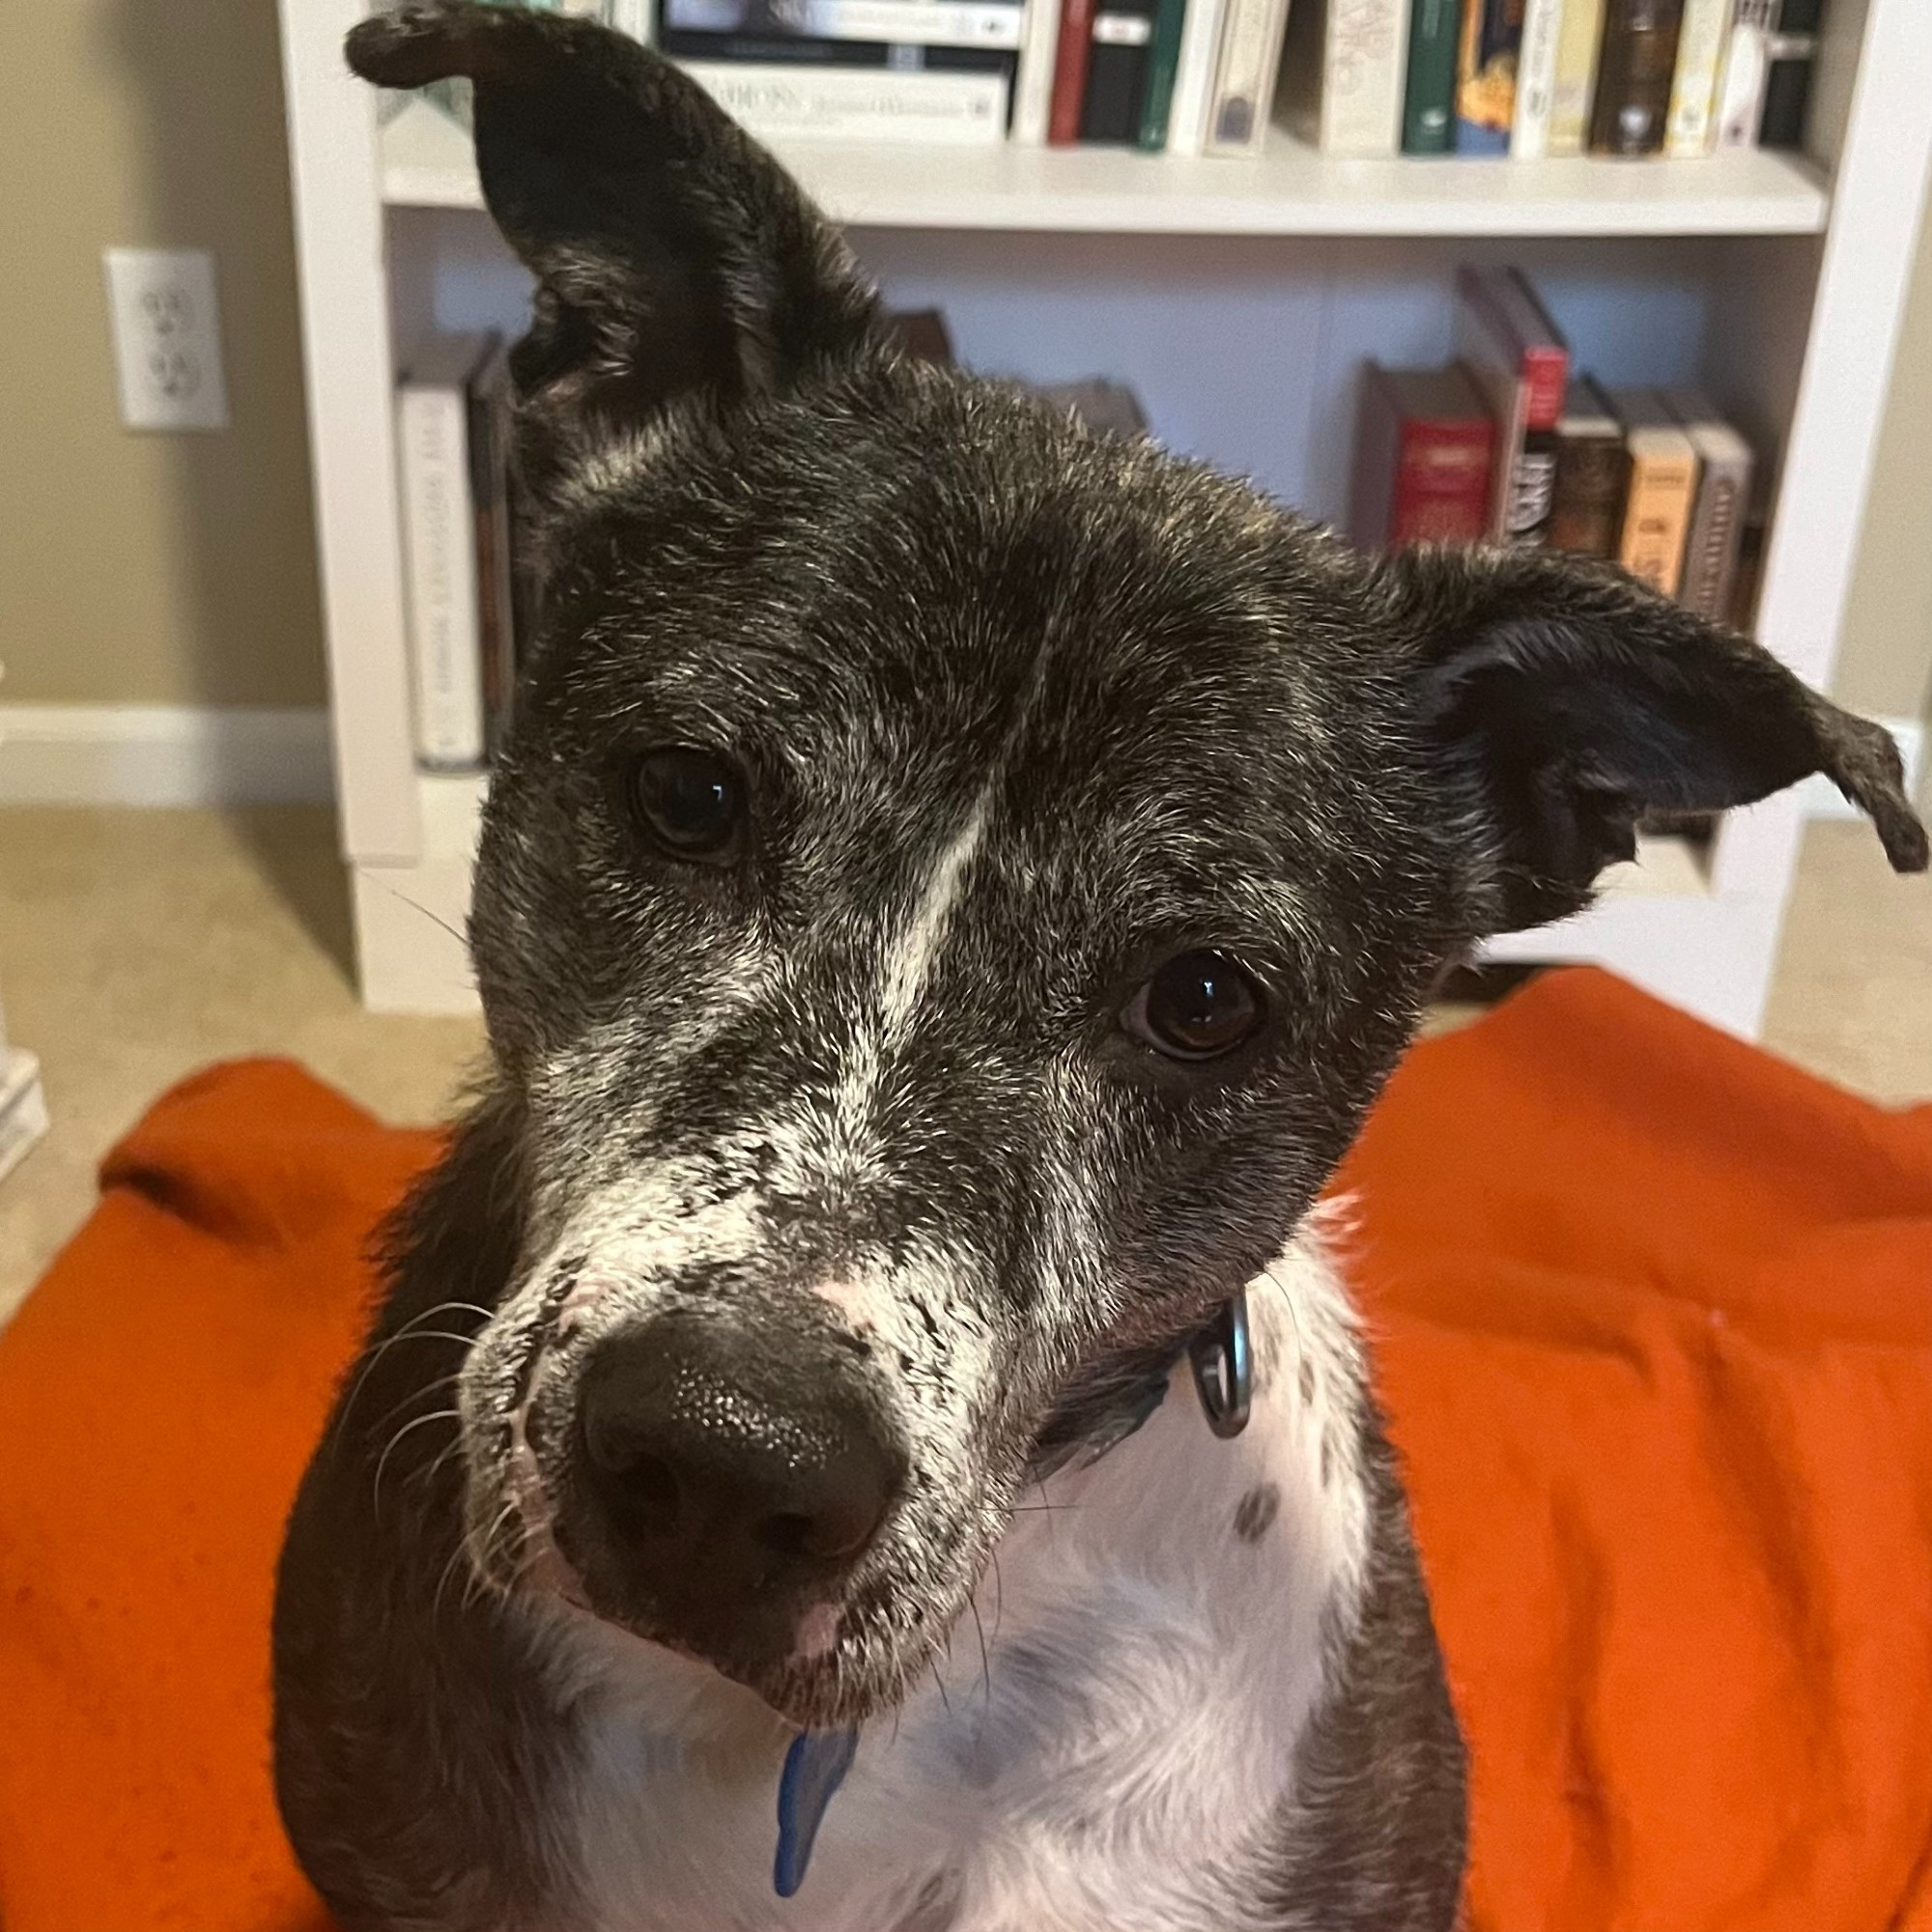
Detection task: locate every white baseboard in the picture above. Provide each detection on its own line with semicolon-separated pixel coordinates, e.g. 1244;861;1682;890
0;704;334;807
1797;715;1924;822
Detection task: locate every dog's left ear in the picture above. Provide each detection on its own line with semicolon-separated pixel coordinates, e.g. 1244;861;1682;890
346;1;883;492
1385;546;1927;932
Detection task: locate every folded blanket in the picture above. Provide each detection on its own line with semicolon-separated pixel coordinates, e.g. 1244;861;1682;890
2;968;1928;1931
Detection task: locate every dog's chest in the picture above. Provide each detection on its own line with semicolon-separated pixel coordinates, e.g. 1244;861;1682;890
557;1282;1368;1932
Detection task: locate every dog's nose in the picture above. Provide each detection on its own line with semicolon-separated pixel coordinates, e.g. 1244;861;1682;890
577;1317;901;1588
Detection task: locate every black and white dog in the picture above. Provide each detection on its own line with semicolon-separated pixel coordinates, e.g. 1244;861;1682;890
272;9;1927;1928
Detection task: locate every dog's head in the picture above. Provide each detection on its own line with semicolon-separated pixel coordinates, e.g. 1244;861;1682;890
351;3;1925;1730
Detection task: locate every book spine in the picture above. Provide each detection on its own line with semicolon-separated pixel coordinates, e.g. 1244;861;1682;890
397;383;486;771
1318;0;1410;154
1401;0;1460;152
1589;0;1684;155
1389;421;1496;546
1680;447;1750;619
1082;0;1158;141
1454;0;1518;154
1137;0;1190;144
1049;0;1100;138
1755;26;1815;147
1014;0;1069;137
1548;434;1628;555
606;0;655;41
1664;0;1730;153
1548;0;1605;152
1204;0;1292;153
1509;0;1564;158
684;62;1010;140
1166;0;1229;149
1714;0;1776;145
1618;437;1699;596
468;352;517;757
1502;428;1560;546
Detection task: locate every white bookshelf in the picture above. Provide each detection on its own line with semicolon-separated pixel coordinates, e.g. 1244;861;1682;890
278;0;1932;1035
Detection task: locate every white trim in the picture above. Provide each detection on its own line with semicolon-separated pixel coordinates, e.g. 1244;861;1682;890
0;704;334;807
0;1049;49;1188
1798;715;1923;821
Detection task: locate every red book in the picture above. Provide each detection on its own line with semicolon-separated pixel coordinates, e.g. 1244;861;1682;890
1349;363;1496;550
1048;0;1098;143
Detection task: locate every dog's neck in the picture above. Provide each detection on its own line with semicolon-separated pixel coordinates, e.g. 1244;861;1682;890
537;1225;1374;1932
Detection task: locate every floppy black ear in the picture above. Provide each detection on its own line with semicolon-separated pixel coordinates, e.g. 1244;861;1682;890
346;2;883;491
1388;546;1927;933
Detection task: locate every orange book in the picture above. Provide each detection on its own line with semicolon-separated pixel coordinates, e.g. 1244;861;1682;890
1609;386;1699;599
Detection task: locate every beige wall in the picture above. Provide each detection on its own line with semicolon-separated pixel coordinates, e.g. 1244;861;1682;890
1836;198;1932;724
0;0;325;707
0;2;1926;723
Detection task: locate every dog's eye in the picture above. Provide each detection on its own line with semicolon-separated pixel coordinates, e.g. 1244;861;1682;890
626;748;746;863
1123;951;1264;1061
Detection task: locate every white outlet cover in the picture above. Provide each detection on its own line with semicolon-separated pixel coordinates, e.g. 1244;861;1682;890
103;246;230;433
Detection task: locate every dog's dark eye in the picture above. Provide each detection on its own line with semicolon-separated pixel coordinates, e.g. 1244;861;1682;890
626;748;746;863
1124;951;1264;1061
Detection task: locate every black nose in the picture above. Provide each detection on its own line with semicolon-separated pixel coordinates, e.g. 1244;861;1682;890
577;1316;902;1597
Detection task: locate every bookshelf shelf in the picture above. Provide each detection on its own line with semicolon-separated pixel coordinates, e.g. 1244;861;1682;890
384;120;1831;237
280;0;1932;1036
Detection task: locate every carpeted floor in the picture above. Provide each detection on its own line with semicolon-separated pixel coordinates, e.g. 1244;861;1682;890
1;806;1928;1326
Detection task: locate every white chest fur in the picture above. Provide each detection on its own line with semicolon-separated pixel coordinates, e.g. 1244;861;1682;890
551;1233;1370;1932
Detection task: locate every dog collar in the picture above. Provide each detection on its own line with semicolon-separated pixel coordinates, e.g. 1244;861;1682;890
774;1725;859;1896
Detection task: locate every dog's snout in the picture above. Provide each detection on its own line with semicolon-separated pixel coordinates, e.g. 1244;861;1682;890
577;1316;901;1599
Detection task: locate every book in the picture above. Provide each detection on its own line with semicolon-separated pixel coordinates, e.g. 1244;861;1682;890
1509;0;1564;157
1713;0;1776;147
660;0;1023;141
1756;0;1819;149
886;308;956;360
1662;388;1752;622
1205;0;1293;152
1349;363;1496;550
1663;0;1730;154
1548;0;1605;152
682;59;1010;138
1081;0;1161;140
1609;387;1699;598
1281;0;1411;156
1454;265;1570;545
395;331;497;771
1454;0;1520;156
1548;376;1626;557
1589;0;1685;155
1165;0;1231;150
1401;0;1461;152
1048;0;1099;138
467;337;518;758
1136;0;1190;145
1030;377;1151;436
1011;0;1067;139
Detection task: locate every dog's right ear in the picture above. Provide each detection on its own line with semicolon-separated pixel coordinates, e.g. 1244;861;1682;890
347;2;883;489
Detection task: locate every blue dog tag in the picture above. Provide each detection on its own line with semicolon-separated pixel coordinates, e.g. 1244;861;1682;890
774;1726;858;1897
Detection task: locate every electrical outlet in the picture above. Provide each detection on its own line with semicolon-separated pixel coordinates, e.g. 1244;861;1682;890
102;247;230;433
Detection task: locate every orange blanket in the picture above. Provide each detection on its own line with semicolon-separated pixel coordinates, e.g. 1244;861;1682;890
2;968;1930;1931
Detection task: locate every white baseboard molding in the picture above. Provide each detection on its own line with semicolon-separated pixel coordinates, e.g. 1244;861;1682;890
0;704;334;807
1797;715;1923;822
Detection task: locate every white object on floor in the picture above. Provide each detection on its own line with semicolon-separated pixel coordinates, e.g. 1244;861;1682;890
0;1049;48;1187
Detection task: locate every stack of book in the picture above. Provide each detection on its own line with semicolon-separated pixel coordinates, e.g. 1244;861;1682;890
1350;265;1758;631
1303;0;1822;160
374;0;1821;156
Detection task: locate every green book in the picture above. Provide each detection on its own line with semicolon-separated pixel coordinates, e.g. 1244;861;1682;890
1402;0;1460;153
1137;0;1191;150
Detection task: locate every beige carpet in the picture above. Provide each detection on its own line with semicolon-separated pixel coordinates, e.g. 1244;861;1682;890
1;808;1927;1325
